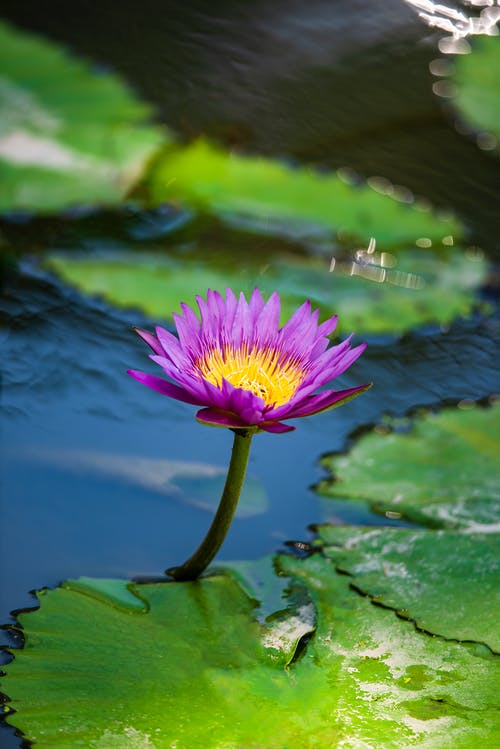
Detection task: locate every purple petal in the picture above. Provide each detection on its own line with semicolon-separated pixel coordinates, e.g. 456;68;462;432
308;314;339;358
127;370;204;405
222;288;238;336
260;421;296;434
317;314;338;338
278;300;313;343
149;355;200;395
196;294;214;338
278;302;322;358
213;289;227;319
284;383;372;419
308;335;332;360
198;377;231;410
228;385;265;424
280;299;311;334
249;288;265;325
232;291;252;347
205;289;229;341
303;341;367;392
265;339;361;418
173;303;201;351
195;408;249;429
206;289;221;321
154;326;191;369
134;328;164;355
255;291;281;339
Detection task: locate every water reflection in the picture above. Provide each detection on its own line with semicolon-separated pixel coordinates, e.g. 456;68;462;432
405;0;500;54
12;447;268;517
330;238;427;288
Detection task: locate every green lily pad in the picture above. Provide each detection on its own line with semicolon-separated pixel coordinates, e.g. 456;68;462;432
451;35;500;151
43;243;487;335
0;21;164;214
279;553;499;746
148;138;460;247
222;557;317;667
3;557;499;748
318;525;500;652
318;402;500;529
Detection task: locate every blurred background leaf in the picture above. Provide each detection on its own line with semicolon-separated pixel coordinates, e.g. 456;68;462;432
0;21;165;213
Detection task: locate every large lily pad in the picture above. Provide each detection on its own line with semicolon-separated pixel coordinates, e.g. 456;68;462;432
3;557;499;748
0;21;164;213
451;35;500;151
43;243;487;335
148;138;460;247
318;525;500;652
279;553;499;746
318;402;500;530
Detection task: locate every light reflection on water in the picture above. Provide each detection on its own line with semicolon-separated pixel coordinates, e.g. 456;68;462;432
330;237;427;288
405;0;500;54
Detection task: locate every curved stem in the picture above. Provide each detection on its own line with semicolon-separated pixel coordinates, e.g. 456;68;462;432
167;430;253;581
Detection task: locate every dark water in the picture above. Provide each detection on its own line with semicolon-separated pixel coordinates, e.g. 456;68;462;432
2;0;499;248
1;3;500;747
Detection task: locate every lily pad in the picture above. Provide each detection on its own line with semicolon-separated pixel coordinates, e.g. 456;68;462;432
451;35;500;151
3;557;499;748
279;553;500;746
0;21;164;214
318;402;500;529
318;525;500;652
43;244;487;336
148;138;460;247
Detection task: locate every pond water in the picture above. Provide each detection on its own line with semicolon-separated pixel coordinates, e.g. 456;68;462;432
1;2;499;747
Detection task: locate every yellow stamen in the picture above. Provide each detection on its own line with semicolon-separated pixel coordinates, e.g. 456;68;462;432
197;344;306;407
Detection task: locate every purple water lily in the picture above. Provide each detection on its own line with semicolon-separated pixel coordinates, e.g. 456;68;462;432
128;288;371;579
128;288;370;434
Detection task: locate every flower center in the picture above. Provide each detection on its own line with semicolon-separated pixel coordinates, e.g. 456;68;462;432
197;344;306;407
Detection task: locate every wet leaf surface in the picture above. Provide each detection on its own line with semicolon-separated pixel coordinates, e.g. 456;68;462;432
318;403;500;531
3;555;499;748
318;525;500;652
43;243;487;336
0;21;164;213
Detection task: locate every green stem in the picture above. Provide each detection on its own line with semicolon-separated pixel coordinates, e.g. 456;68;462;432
167;430;254;581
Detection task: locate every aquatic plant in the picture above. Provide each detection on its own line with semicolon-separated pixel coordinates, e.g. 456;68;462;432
128;288;370;579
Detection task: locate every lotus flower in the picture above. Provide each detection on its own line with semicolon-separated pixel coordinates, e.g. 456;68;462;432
128;289;370;434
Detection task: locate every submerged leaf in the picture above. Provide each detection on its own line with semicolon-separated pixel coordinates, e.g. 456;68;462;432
0;21;164;213
44;244;487;336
